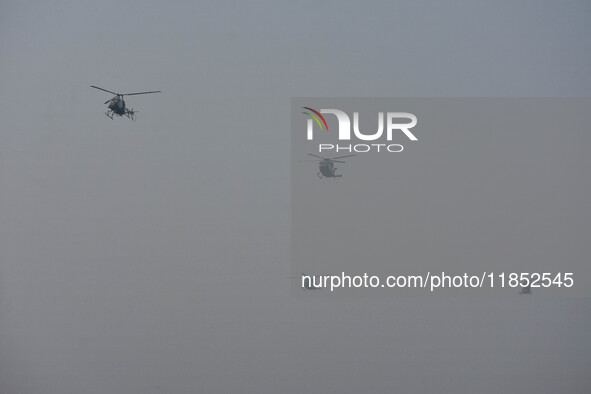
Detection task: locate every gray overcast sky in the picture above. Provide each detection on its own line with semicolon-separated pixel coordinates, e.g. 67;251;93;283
1;1;590;393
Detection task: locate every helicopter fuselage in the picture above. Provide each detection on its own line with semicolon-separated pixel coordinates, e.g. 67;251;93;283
319;160;340;178
108;97;126;115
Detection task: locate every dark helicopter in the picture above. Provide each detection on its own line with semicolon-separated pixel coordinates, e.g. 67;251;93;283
91;85;161;120
306;154;355;178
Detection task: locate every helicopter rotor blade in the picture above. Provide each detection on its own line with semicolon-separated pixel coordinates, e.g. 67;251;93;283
104;100;111;104
91;85;118;95
331;160;347;163
308;153;327;160
122;90;162;96
331;154;356;160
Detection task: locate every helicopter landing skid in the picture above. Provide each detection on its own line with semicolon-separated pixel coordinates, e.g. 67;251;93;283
124;109;136;121
317;172;341;178
104;110;136;120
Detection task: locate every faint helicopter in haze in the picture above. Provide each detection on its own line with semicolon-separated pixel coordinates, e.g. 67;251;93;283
91;85;161;120
305;154;355;178
287;273;322;290
519;284;532;295
301;273;322;290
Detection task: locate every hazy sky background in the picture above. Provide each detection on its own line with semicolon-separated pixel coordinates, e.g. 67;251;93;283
292;98;590;297
1;1;590;393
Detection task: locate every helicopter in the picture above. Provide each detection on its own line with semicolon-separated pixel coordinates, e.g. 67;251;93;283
286;273;322;290
301;273;322;290
91;85;161;120
306;154;355;178
519;284;532;295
